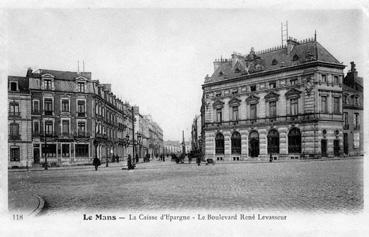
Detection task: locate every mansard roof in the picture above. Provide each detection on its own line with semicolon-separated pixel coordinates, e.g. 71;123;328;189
31;69;92;80
206;37;343;84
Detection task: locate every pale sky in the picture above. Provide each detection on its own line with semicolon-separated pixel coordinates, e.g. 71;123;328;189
6;8;366;141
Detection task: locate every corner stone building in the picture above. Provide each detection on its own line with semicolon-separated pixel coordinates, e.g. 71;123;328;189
202;36;345;161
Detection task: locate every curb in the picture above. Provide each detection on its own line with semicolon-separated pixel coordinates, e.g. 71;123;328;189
29;194;45;216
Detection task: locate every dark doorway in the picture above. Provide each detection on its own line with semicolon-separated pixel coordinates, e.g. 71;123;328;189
267;129;279;154
249;131;259;157
33;148;40;164
321;139;327;157
288;127;301;153
334;139;340;157
343;133;348;155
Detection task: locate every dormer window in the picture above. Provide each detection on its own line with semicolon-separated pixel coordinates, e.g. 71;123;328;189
44;79;52;90
234;68;241;73
272;59;278;65
219;71;223;76
78;82;85;93
293;54;299;61
9;82;18;91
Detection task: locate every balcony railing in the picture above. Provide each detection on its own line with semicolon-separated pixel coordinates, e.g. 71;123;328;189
9;112;21;117
205;113;342;128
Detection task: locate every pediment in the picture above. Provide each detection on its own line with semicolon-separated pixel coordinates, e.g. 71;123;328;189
75;76;88;81
285;88;301;99
264;91;280;102
41;73;55;78
245;94;260;104
228;97;241;106
212;99;224;109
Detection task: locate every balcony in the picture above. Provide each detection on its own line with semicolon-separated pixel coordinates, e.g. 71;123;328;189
9;134;21;140
205;113;340;129
77;112;86;117
9;112;21;117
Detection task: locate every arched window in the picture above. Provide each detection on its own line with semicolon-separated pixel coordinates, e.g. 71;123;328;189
249;131;259;157
272;59;278;65
215;133;224;154
267;129;279;154
288;127;301;153
293;54;299;61
231;131;241;154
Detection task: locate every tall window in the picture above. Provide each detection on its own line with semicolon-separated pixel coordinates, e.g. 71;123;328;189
9;102;20;116
78;82;85;93
269;101;276;117
231;132;241;154
343;112;349;129
44;98;53;114
250;104;257;119
33;100;39;113
61;99;69;112
268;129;279;154
288;128;301;153
78;121;86;136
77;100;86;116
269;82;276;89
333;76;339;85
290;79;297;85
250;85;256;92
232;106;239;121
45;120;53;136
44;79;52;90
354;113;360;129
10;147;20;161
33;121;39;135
62;120;69;135
9;123;19;139
290;98;298;115
215;133;224;154
10;82;17;91
321;74;327;83
62;144;70;157
75;144;89;157
216;108;222;123
333;97;340;114
321;96;328;113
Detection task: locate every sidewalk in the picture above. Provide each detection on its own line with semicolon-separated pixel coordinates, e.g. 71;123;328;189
8;190;45;216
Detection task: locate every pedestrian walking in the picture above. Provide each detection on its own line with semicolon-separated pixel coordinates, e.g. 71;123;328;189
196;156;201;166
93;157;101;171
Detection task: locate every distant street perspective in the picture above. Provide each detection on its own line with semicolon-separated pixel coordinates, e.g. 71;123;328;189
9;158;362;213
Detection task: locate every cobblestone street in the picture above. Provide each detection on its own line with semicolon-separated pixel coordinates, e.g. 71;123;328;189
8;158;363;214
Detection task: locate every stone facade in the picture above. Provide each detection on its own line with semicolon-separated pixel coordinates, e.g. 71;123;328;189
202;36;346;161
342;62;363;156
8;68;162;167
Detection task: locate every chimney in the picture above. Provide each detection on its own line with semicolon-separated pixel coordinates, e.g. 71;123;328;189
287;37;299;55
213;59;222;72
26;67;33;77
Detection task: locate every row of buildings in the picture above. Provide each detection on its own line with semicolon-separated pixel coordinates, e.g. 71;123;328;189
8;68;163;168
193;34;363;161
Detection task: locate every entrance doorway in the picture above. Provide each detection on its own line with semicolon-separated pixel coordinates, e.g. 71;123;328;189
321;139;327;157
343;133;348;155
248;131;259;157
334;139;340;157
33;148;40;164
